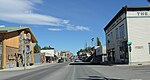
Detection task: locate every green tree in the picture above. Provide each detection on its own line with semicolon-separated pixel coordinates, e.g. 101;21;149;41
41;46;49;50
41;45;54;50
34;43;41;53
85;46;91;53
96;37;101;46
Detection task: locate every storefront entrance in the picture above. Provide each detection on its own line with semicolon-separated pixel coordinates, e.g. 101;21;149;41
6;46;18;68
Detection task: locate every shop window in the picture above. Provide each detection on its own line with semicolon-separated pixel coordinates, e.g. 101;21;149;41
119;24;124;39
116;28;118;45
107;34;110;47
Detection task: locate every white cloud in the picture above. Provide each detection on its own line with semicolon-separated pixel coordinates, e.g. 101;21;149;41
0;0;90;31
66;25;90;31
48;28;62;31
0;0;69;26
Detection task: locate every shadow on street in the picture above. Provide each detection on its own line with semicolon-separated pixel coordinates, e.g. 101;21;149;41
69;62;113;66
78;75;124;80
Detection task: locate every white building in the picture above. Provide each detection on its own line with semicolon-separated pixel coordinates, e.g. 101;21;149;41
104;6;150;64
102;46;107;62
41;50;55;57
40;49;55;63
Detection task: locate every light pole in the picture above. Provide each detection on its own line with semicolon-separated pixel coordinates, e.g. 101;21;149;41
127;42;132;65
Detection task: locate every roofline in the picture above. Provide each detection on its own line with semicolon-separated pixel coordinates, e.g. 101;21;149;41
0;27;38;43
104;6;127;31
26;28;38;43
104;6;150;32
18;27;38;43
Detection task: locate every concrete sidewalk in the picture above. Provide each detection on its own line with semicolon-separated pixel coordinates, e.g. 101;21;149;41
0;63;51;71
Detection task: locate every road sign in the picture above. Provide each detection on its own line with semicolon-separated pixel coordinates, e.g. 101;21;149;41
127;42;132;45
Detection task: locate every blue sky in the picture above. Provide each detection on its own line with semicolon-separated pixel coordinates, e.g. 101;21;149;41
0;0;149;54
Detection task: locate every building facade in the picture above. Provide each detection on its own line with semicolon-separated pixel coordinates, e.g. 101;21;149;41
60;51;72;61
104;6;150;64
0;27;37;68
40;49;56;63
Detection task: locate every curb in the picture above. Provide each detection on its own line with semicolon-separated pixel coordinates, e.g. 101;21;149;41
0;63;52;71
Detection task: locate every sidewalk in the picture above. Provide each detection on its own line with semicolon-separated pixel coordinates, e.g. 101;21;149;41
113;62;150;67
0;63;51;71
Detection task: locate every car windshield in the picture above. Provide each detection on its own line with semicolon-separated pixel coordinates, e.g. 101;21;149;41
0;0;150;80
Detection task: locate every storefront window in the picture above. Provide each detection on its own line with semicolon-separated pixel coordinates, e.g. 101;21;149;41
107;34;110;47
119;24;124;39
107;32;114;46
107;34;110;40
110;32;113;45
116;28;118;45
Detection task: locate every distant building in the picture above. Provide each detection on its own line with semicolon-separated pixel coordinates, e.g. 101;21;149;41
41;49;56;63
60;51;72;61
91;46;104;63
104;6;150;64
102;46;107;62
0;27;37;68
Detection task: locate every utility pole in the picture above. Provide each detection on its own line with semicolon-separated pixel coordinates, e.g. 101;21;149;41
127;42;132;65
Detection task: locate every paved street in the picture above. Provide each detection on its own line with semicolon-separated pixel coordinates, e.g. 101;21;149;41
0;63;150;80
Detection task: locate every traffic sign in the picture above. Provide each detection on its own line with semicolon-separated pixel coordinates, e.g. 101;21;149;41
127;42;132;45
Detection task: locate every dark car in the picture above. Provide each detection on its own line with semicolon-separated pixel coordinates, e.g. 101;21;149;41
58;59;64;63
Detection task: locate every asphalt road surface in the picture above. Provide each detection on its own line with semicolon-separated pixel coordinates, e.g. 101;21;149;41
0;62;113;80
0;62;150;80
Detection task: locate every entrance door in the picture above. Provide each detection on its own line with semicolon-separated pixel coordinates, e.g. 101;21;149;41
0;42;2;68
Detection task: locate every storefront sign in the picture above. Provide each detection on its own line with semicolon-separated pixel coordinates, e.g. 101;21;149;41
127;11;150;17
135;46;144;49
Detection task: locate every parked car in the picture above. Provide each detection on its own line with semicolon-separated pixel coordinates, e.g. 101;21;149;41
58;59;64;63
75;59;82;62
